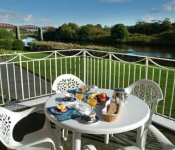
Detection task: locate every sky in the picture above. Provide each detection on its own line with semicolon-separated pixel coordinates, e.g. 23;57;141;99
0;0;175;28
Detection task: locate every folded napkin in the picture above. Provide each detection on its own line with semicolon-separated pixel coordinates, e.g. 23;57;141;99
47;107;84;122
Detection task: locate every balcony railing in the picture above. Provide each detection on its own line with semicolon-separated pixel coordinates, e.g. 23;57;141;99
0;49;175;130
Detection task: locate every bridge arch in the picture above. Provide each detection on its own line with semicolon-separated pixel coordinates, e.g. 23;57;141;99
19;25;39;30
0;23;16;29
0;23;56;40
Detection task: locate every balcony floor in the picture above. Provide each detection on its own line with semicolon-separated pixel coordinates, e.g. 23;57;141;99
0;112;174;150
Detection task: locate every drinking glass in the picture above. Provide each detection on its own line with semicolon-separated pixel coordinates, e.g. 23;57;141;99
82;86;89;93
87;98;97;110
76;91;84;108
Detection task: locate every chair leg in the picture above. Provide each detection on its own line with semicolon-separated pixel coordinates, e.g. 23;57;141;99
62;129;69;141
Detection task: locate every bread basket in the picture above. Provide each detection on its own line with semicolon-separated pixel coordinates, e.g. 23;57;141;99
102;98;119;122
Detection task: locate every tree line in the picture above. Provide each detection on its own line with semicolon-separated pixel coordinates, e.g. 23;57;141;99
43;18;175;47
0;17;175;51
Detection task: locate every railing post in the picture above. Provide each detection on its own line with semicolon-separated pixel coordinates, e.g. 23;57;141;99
19;53;24;100
145;57;149;79
83;50;87;83
109;52;112;89
55;51;57;79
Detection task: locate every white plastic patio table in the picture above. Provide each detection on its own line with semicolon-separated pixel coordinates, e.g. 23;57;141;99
44;89;150;150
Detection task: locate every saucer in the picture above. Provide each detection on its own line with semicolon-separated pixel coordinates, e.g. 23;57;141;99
49;106;69;115
62;97;76;102
81;116;99;124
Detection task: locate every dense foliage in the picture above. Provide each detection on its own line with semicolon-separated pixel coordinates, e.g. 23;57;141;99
111;24;129;40
1;17;175;50
42;18;175;47
0;28;14;39
128;18;173;35
12;39;25;50
0;28;25;50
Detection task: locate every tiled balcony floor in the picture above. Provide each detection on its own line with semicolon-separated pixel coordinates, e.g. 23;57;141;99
0;112;174;150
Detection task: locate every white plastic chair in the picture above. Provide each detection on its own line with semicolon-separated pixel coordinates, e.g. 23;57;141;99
83;125;175;150
116;124;175;150
105;79;163;144
0;106;62;150
52;74;86;141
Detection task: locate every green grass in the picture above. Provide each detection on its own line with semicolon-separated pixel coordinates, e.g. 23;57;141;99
13;51;175;118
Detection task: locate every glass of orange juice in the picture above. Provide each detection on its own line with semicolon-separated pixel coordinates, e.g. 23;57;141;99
82;86;89;93
87;98;97;110
76;91;84;107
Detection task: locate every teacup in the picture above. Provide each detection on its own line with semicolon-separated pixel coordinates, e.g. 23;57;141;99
64;93;74;101
84;110;96;122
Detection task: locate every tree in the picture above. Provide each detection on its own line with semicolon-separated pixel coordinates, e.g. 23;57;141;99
43;30;56;40
111;24;129;40
57;24;73;40
78;26;93;40
161;18;172;32
0;28;14;39
0;28;14;50
56;23;79;41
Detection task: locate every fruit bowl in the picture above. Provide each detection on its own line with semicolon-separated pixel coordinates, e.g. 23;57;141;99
87;92;110;104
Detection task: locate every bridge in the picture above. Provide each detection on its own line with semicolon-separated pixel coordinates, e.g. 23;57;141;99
0;23;56;40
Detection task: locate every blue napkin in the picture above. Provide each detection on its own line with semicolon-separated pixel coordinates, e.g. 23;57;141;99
47;107;84;122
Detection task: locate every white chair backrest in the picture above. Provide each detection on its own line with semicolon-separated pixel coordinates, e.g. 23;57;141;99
0;107;23;149
125;79;163;124
52;74;86;93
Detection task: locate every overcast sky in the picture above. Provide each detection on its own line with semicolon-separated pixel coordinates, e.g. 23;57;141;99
0;0;175;28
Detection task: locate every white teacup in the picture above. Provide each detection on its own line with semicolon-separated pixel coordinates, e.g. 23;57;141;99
84;110;96;122
64;93;74;101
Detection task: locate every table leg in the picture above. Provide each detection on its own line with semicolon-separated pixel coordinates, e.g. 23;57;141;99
73;132;81;150
104;134;109;144
55;126;64;150
136;125;145;150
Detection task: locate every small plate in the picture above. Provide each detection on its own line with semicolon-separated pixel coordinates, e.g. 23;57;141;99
49;106;69;115
81;116;99;124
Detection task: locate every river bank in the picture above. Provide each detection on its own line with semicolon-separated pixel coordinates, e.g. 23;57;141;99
29;40;125;52
28;40;175;59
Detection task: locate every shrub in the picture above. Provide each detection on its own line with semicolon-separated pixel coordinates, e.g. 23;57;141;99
0;28;14;39
12;39;25;50
0;39;13;50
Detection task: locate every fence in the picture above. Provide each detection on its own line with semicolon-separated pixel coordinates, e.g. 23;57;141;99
0;49;175;122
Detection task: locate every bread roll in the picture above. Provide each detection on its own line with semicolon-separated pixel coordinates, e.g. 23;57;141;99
107;102;118;115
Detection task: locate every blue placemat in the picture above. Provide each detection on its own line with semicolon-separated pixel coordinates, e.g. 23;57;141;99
47;107;84;122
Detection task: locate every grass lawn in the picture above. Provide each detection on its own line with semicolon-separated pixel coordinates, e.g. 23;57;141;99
12;51;175;118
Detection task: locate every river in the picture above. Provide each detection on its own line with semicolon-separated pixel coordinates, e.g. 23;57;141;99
22;37;35;46
22;37;175;59
119;45;175;59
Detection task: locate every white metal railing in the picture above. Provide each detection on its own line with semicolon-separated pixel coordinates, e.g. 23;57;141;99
0;49;175;122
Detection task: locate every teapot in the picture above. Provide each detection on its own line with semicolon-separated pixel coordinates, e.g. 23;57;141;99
112;88;128;104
